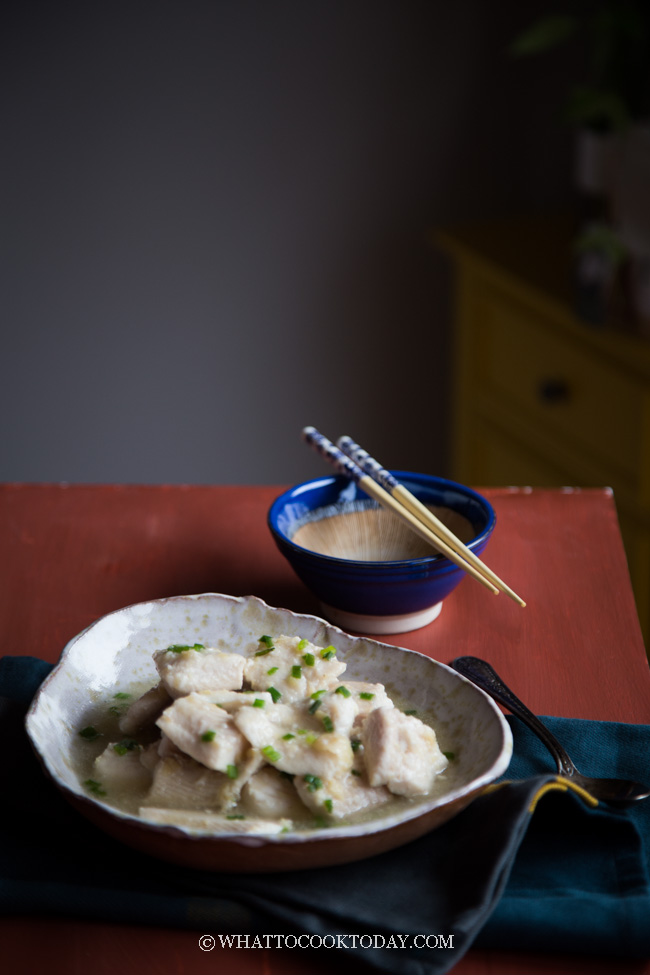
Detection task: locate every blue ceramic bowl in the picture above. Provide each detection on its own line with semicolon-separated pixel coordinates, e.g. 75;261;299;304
268;472;496;634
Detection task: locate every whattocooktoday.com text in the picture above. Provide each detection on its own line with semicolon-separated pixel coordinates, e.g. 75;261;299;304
198;933;455;951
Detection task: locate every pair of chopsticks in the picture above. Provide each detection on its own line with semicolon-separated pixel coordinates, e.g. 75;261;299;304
301;426;525;607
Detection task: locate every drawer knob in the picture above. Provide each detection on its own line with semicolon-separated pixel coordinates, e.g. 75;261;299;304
538;378;570;404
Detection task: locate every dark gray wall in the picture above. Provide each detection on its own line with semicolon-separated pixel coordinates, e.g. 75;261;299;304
1;0;574;485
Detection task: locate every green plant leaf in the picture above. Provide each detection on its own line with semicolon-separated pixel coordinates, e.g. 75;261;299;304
574;223;627;266
510;15;578;56
563;85;630;131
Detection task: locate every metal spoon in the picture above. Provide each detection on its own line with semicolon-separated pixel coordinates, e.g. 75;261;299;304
451;655;650;805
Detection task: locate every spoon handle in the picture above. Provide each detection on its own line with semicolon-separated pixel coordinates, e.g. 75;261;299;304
451;656;577;777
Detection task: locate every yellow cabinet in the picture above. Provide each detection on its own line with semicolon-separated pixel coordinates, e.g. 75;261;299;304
437;215;650;644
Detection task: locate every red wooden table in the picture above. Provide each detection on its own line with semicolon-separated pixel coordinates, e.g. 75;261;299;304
1;483;649;974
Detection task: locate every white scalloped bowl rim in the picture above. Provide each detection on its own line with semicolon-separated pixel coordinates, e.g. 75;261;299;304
26;593;513;848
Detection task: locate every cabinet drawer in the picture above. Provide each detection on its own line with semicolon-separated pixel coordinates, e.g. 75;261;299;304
475;290;645;482
460;415;648;642
465;416;577;487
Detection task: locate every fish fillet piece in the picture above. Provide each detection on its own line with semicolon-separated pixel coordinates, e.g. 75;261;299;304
156;692;248;772
202;689;274;712
316;688;359;737
242;766;308;821
154;646;245;698
139;807;291;834
232;701;318;745
94;742;153;793
232;701;303;738
344;682;394;729
243;635;346;703
219;747;266;810
141;753;227;810
362;707;447;797
234;703;353;778
118;683;172;734
144;737;263;810
293;766;392;822
157;733;184;759
140;740;164;772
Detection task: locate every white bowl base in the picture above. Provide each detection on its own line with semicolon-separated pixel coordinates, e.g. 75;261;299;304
320;600;443;635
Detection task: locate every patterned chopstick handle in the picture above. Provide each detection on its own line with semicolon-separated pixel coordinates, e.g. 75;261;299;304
301;427;363;482
337;436;398;491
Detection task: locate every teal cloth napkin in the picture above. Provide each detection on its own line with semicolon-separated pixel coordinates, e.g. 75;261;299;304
2;655;650;975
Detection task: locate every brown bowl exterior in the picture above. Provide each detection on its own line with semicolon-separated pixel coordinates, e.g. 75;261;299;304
65;786;485;873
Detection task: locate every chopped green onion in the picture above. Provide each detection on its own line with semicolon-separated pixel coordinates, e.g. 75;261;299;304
443;750;456;761
302;652;315;667
321;715;334;732
320;646;337;660
113;692;131;700
267;686;282;703
303;774;323;792
359;692;375;700
304;733;317;744
113;738;139;755
297;638;309;651
226;764;239;779
255;635;275;656
310;689;327;699
291;665;302;679
201;730;217;742
308;699;322;714
166;643;204;653
267;666;279;675
226;814;245;820
253;698;265;708
335;686;351;697
78;726;100;741
351;739;362;751
261;745;281;762
282;733;295;740
297;729;307;735
323;798;333;813
404;709;417;715
84;778;106;796
351;768;362;776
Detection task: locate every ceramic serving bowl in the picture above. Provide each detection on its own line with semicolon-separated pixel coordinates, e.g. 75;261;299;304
26;593;511;874
268;472;496;634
